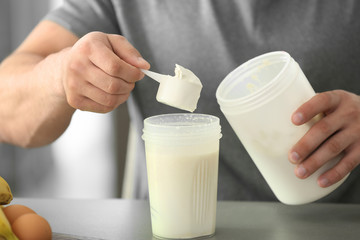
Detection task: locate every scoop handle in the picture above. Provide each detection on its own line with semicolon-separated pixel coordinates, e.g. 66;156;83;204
141;69;166;83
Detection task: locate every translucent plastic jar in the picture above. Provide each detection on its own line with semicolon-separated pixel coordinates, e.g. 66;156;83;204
216;51;347;205
142;113;222;239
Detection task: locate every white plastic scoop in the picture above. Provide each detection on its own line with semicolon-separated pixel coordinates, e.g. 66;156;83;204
141;64;203;112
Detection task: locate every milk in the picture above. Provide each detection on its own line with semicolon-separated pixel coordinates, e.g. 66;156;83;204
142;114;221;239
216;51;348;205
146;150;219;239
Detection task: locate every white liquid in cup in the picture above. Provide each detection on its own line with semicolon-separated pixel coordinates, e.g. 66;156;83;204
216;51;348;205
142;114;221;239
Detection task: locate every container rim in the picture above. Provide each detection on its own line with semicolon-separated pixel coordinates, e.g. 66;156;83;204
142;113;222;141
216;51;291;107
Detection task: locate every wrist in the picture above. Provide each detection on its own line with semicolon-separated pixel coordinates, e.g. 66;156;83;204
34;47;73;110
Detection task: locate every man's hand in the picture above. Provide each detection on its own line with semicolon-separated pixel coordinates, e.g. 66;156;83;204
0;20;150;147
62;32;150;113
288;90;360;187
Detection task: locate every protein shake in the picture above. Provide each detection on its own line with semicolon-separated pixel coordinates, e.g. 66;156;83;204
142;114;221;239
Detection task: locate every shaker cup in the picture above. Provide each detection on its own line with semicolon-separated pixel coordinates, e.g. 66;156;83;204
142;113;222;239
216;51;347;205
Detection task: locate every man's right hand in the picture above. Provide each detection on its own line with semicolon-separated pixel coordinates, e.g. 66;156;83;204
0;21;149;147
63;32;150;113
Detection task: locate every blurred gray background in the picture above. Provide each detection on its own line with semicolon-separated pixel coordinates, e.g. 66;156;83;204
0;0;133;199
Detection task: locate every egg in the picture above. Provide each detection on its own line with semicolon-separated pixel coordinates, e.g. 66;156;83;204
3;204;36;225
11;213;52;240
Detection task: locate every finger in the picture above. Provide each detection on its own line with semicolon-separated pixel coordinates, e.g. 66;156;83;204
80;82;131;109
289;113;343;164
317;142;360;187
76;96;114;113
291;91;341;125
107;34;150;69
294;128;354;179
83;62;136;94
67;93;108;113
88;42;143;83
65;70;131;112
68;91;130;113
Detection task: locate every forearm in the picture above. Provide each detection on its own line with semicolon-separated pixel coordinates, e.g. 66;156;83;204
0;22;150;147
0;49;75;147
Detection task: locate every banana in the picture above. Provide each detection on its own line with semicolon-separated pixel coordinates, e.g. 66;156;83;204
0;207;18;240
0;177;12;205
0;176;18;239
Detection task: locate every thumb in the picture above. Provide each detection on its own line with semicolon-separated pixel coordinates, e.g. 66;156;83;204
107;34;150;70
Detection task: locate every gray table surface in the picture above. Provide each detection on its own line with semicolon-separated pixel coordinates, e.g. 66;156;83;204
11;198;360;240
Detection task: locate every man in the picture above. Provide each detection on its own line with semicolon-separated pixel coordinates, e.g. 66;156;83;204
1;0;360;201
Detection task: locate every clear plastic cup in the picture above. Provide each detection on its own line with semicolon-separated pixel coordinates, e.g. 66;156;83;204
216;51;347;205
142;113;222;239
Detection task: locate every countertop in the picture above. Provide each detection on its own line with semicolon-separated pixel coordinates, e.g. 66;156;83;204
11;198;360;240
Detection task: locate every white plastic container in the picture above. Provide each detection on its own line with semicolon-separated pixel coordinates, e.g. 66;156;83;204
142;113;222;239
216;51;347;205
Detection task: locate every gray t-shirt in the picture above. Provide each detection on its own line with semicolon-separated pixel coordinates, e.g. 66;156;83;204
45;0;360;202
